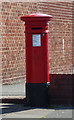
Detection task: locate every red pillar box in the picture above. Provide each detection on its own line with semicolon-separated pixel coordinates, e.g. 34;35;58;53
21;13;52;107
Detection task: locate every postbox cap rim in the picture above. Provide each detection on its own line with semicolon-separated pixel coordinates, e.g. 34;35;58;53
25;13;52;17
21;13;52;21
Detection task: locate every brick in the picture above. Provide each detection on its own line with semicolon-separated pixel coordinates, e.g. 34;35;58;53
0;2;73;85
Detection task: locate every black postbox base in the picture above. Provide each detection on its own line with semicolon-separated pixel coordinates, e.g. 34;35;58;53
26;83;50;107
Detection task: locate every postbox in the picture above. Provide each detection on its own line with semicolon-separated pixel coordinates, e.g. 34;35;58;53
21;13;52;107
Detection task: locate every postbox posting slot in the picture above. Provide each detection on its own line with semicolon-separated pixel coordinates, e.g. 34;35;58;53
31;27;42;30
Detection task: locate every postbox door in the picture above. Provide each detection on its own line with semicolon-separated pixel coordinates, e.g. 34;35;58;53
30;33;49;83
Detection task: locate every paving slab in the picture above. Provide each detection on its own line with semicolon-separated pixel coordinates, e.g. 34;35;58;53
45;109;72;118
0;81;25;96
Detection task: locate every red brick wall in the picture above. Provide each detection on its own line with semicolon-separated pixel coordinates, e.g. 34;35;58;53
38;2;73;74
0;2;73;84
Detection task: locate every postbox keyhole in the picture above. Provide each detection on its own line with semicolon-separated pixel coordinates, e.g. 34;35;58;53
42;33;45;36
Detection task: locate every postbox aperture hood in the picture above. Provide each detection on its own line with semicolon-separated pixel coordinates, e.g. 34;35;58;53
21;13;52;22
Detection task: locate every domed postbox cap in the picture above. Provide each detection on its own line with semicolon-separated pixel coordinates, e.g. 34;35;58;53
21;13;52;22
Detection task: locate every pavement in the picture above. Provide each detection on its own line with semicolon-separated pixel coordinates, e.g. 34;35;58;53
0;82;73;119
0;102;73;119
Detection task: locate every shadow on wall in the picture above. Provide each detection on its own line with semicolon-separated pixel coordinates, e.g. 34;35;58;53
49;74;73;105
